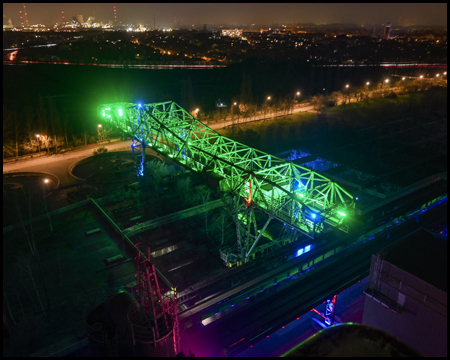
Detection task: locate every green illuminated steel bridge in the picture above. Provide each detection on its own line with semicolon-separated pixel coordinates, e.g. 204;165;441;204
99;101;354;264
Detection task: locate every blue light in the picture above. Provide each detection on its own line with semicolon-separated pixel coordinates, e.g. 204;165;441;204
296;248;304;257
230;304;235;307
246;297;250;300
260;289;264;292
215;312;219;315
304;245;311;252
312;214;316;218
355;197;359;200
138;103;142;107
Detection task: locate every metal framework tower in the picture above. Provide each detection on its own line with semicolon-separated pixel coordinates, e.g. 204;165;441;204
99;102;354;263
133;243;179;354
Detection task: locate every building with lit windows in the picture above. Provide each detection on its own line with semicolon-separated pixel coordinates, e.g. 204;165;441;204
221;29;243;38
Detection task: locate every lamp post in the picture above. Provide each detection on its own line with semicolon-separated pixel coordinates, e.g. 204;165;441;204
265;96;271;120
231;102;237;119
97;124;102;144
36;134;41;154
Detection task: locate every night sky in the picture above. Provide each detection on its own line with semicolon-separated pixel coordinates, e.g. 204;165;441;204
2;3;448;28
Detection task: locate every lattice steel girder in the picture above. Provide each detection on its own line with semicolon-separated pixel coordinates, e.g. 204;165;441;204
98;101;354;236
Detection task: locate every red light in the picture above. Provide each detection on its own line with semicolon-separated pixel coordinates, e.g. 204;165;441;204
266;335;269;338
282;326;285;328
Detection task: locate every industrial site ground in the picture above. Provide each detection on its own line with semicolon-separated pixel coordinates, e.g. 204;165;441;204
3;88;447;357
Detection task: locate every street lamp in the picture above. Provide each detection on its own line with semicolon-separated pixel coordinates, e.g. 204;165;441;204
231;102;237;118
44;178;49;184
345;84;349;88
419;75;423;79
35;134;41;154
385;79;389;83
402;77;406;80
97;124;102;144
366;82;370;86
436;74;440;77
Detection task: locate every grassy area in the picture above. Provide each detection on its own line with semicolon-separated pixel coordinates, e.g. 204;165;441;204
218;87;447;156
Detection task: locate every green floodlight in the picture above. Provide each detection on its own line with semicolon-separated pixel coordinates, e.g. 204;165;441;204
337;211;346;217
297;193;304;198
118;108;123;116
102;111;106;117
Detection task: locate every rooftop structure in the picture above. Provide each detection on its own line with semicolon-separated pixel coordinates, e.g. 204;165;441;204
363;228;447;356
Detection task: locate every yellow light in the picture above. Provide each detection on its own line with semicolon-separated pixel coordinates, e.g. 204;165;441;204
296;91;300;95
402;77;405;80
267;96;271;100
366;82;370;85
420;75;423;78
436;74;440;77
345;84;349;88
385;79;389;83
36;134;40;138
234;102;237;105
98;124;102;128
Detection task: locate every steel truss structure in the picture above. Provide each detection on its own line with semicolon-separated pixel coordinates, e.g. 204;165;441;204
99;102;354;263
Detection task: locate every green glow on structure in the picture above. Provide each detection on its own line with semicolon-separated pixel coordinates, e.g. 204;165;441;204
338;211;346;216
97;101;354;238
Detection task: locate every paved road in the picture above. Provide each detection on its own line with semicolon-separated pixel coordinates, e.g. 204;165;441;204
2;140;133;183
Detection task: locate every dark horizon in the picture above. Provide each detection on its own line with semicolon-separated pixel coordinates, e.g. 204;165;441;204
3;3;448;28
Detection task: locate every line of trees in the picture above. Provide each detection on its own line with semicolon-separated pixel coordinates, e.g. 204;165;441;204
3;97;116;160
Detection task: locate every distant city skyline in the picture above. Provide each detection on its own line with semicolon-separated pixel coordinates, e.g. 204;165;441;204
2;3;448;28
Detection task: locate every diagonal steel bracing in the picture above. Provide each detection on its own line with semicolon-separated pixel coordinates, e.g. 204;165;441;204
99;101;354;263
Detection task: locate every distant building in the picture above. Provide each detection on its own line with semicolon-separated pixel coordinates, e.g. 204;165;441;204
221;29;243;38
362;228;447;357
382;22;391;40
77;14;84;24
3;17;14;29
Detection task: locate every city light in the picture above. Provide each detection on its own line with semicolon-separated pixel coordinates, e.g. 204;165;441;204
234;102;237;105
267;96;271;100
402;77;406;80
296;91;300;95
420;75;423;78
366;82;370;85
98;124;102;128
44;178;49;183
436;74;440;77
345;84;349;88
385;79;389;83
